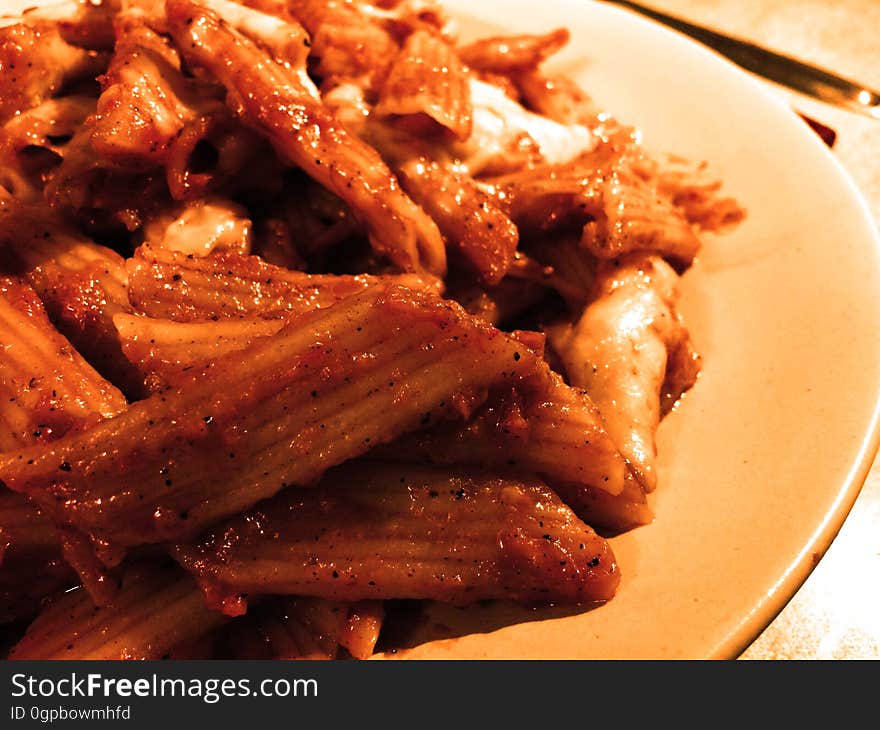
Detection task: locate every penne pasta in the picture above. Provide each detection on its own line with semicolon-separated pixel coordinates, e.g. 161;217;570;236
43;122;171;236
377;30;472;141
0;283;542;548
114;313;285;390
0;201;142;395
514;69;603;128
396;157;518;285
0;277;127;446
91;10;224;170
0;95;95;203
56;527;123;607
383;368;628;497
579;171;702;266
126;246;442;322
0;95;94;153
174;461;620;607
8;563;229;660
485;144;703;266
458;29;570;73
0;276;131;610
287;0;400;92
631;153;746;233
569;471;653;533
165;110;267;202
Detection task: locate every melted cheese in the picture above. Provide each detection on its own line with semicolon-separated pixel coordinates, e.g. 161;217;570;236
324;78;596;173
461;78;596;167
148;198;253;257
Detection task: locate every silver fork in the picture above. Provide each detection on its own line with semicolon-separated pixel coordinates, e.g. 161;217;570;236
599;0;880;120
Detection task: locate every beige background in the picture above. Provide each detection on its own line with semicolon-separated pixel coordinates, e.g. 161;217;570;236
651;0;880;659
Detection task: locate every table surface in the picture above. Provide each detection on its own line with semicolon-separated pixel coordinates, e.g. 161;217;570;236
649;0;880;660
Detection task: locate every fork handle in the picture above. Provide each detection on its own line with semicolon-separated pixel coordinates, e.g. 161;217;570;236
601;0;880;119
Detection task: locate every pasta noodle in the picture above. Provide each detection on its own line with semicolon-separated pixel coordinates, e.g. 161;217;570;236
0;0;744;659
8;562;229;660
0;276;130;610
125;244;440;321
0;283;547;547
0;200;142;394
173;460;619;608
384;370;629;494
458;28;570;74
395;157;518;285
376;29;473;141
0;276;127;436
0;95;95;203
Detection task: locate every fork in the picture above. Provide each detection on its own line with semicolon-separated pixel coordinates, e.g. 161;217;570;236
599;0;880;120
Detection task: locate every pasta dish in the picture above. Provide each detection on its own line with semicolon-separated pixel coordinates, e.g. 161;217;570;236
0;0;743;659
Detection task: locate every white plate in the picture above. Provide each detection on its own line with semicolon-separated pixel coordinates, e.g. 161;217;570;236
379;0;880;659
8;0;880;659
